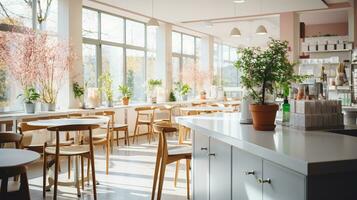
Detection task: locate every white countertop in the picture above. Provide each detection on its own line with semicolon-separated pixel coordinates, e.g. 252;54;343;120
177;112;357;176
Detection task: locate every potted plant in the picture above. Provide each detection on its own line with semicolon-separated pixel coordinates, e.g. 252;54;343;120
175;82;191;101
147;79;162;103
99;72;114;107
18;86;40;114
169;90;176;102
118;84;132;105
73;82;85;108
200;90;207;100
235;38;304;131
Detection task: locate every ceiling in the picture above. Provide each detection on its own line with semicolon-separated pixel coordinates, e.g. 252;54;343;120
90;0;350;47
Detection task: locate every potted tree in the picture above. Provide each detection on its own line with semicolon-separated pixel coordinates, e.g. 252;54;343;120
235;38;303;131
175;82;191;101
99;72;114;107
18;86;40;114
118;84;132;105
147;79;162;104
73;82;85;108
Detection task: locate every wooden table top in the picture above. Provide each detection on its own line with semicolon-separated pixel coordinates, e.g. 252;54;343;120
27;118;108;127
0;149;40;168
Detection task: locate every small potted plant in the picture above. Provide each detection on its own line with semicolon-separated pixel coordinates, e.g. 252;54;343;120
175;82;191;101
99;72;114;107
147;79;162;103
73;82;85;108
118;84;132;105
200;90;207;100
18;86;40;114
169;90;176;102
235;38;304;131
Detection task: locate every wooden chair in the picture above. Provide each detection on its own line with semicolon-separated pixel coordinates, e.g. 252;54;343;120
155;105;175;124
0;132;31;200
132;106;157;144
151;122;191;200
95;111;129;146
43;124;99;200
191;102;206;107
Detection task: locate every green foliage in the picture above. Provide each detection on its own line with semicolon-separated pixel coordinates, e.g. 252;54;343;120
169;90;176;102
99;72;113;102
72;82;84;99
235;38;307;104
174;81;191;96
148;79;162;91
18;86;40;104
118;84;133;99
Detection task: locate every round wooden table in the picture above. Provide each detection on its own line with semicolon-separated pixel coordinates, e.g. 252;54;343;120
0;149;40;168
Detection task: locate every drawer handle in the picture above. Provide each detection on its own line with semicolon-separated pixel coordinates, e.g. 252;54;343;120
244;170;255;175
208;153;216;157
201;147;208;151
257;178;271;184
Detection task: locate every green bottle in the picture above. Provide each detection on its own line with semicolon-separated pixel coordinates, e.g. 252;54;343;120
282;97;290;124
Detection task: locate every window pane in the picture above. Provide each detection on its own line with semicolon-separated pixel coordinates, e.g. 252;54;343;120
222;62;239;87
102;45;124;100
230;47;237;61
147;52;157;81
0;0;32;27
82;8;98;39
172;32;181;53
37;0;58;32
126;49;145;101
182;34;194;55
83;44;98;87
172;56;180;86
126;20;145;47
147;26;157;50
223;45;230;61
182;56;195;88
101;13;124;43
195;38;201;56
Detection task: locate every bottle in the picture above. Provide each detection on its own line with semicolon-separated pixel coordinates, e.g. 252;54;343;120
282;97;290;125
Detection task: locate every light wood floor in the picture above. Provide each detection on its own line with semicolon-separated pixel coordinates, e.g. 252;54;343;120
27;134;190;199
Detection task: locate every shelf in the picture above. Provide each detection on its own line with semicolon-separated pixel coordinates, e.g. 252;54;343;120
303;49;352;53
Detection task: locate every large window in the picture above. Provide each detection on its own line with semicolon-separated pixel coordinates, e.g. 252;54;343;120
213;43;239;87
171;31;201;95
82;8;157;102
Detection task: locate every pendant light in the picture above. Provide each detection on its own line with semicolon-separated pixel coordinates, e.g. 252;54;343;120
230;3;241;37
147;0;159;27
256;0;267;35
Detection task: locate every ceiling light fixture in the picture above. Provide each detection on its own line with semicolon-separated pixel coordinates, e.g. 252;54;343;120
147;0;159;27
230;3;241;37
233;0;245;3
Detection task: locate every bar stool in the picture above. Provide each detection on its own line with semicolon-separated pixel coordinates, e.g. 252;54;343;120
0;132;30;200
43;124;99;200
132;106;157;144
151;122;191;200
96;111;129;146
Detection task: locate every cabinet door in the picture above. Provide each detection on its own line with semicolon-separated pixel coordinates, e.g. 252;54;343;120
262;160;306;200
209;138;232;200
193;132;210;200
233;148;263;200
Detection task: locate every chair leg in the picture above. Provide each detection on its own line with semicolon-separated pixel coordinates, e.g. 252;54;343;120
87;157;91;185
20;172;31;200
147;125;151;144
75;156;80;197
186;159;191;199
81;156;84;190
68;156;71;179
106;139;110;175
157;158;167;200
43;148;47;197
174;160;180;187
151;146;162;200
125;129;130;146
54;151;60;199
132;122;138;144
116;131;119;146
90;150;97;200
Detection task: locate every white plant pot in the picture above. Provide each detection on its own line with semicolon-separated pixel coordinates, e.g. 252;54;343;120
24;103;36;114
48;103;56;111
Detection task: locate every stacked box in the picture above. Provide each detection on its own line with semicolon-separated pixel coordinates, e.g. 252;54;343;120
289;100;344;130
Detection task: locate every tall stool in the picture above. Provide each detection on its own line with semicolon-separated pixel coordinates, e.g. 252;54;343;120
43;124;99;200
132;106;156;144
151;122;191;200
0;133;31;200
96;111;129;146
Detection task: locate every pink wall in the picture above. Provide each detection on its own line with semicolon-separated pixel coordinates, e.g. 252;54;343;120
305;23;348;37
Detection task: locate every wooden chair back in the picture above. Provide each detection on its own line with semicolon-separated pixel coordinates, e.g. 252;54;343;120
95;111;116;128
135;106;157;122
0;132;22;149
157;105;175;123
192;102;206;107
18;122;48;148
153;122;177;156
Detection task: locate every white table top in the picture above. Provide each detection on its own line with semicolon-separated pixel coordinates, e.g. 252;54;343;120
27;118;108;127
177;112;357;175
0;149;40;168
180;106;234;112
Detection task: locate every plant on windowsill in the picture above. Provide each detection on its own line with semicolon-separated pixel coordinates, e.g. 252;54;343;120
99;72;114;107
174;81;191;101
147;79;162;104
18;86;40;114
118;84;132;105
235;38;306;131
73;82;85;108
169;90;176;102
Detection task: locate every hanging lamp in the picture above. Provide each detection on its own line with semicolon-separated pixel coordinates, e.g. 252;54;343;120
230;4;241;37
147;0;159;27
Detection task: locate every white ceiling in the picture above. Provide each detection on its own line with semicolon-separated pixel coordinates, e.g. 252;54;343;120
90;0;350;47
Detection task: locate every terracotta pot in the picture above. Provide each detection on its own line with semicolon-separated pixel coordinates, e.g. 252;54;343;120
122;97;129;105
249;104;279;131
